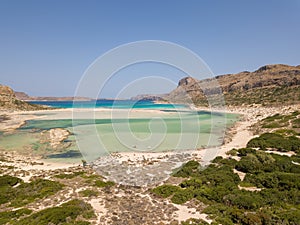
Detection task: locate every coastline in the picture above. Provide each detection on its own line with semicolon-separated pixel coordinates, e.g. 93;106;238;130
1;104;299;169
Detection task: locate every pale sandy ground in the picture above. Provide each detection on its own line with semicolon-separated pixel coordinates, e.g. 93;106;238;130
0;151;80;177
1;105;299;224
172;203;213;224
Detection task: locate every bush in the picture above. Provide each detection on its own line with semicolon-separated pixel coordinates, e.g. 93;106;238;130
12;179;63;207
0;208;32;225
79;189;99;197
0;175;23;187
171;188;194;204
54;171;85;179
235;154;262;173
224;191;263;210
14;199;95;225
0;178;63;207
181;218;209;225
173;160;200;177
247;133;300;152
180;178;202;189
152;185;180;198
237;148;256;156
94;180;115;188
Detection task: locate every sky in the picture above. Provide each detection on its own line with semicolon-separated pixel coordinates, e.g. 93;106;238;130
0;0;299;98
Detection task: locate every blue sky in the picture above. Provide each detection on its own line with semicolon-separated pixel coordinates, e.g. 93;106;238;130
0;0;299;98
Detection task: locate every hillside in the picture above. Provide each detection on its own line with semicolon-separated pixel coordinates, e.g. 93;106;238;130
15;91;92;101
166;64;300;106
0;85;47;111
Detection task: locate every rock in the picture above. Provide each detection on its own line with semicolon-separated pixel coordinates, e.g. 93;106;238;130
139;64;300;107
40;128;71;149
0;84;46;111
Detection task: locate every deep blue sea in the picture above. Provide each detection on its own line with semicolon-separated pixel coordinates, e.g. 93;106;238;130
29;100;187;109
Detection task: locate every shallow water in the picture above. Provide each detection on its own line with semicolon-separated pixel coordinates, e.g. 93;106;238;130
0;109;239;162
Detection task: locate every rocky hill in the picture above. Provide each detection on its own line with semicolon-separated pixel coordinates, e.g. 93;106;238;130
15;92;92;101
165;64;300;106
130;94;166;102
0;85;47;111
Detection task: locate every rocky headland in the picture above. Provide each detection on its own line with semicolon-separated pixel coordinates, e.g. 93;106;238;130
0;85;47;111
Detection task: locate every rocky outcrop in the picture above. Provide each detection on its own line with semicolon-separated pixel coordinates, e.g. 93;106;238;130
165;64;300;106
130;94;167;102
40;128;71;150
15;91;30;100
0;84;46;111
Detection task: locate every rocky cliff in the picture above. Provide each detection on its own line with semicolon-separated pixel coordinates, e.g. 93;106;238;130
0;85;47;111
166;64;300;106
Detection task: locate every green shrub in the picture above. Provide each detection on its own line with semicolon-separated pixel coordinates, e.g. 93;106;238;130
12;179;63;207
0;208;32;225
227;149;238;156
0;175;22;187
292;118;300;128
274;129;298;136
94;180;115;188
211;156;223;163
171;188;194;204
152;185;180;198
54;171;85;179
79;189;99;197
173;160;200;178
224;191;263;210
237;148;256;156
180;178;202;189
262;122;282;128
247;133;300;152
236;154;262;173
0;178;63;207
181;218;209;225
14;199;95;225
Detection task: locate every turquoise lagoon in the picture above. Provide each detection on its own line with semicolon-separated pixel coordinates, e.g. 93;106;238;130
0;101;240;162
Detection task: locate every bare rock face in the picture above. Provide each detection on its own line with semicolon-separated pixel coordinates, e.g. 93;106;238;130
0;85;15;102
0;84;46;111
40;128;71;149
166;64;300;106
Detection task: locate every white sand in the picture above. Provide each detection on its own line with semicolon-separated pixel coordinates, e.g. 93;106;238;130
171;202;212;224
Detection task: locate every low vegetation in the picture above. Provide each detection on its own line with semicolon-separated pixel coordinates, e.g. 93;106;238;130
0;208;32;225
224;86;300;107
0;168;118;224
13;199;95;225
54;171;85;179
0;176;63;207
79;189;99;197
256;110;300;132
152;130;300;225
247;132;300;152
